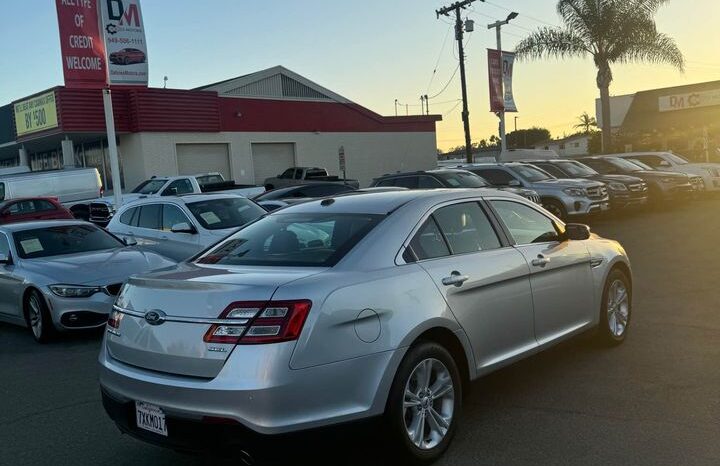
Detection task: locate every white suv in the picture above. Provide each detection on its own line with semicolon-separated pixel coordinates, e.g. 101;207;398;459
106;194;266;261
608;152;720;191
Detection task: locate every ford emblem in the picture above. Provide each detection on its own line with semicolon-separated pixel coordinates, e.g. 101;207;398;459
144;310;166;326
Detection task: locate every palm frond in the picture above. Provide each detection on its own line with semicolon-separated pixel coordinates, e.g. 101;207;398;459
619;31;686;71
514;27;591;60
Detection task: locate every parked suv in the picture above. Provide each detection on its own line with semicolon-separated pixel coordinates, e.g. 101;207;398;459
608;152;720;192
577;156;694;202
371;169;542;204
529;159;648;209
464;163;609;220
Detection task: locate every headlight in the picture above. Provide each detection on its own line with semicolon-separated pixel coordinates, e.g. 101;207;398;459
49;285;103;298
563;188;586;197
608;182;628;191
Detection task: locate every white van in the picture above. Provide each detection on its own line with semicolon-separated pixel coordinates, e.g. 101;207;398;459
0;168;103;209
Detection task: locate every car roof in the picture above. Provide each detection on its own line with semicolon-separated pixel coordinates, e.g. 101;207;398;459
123;193;246;207
273;189;515;215
375;168;472;179
0;219;95;233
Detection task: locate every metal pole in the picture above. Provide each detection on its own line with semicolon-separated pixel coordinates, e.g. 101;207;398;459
456;8;473;163
496;25;507;153
424;95;429;115
102;88;123;209
395;99;398;116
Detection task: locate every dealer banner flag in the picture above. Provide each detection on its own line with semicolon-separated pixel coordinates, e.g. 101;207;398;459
55;0;107;88
487;50;518;113
100;0;149;86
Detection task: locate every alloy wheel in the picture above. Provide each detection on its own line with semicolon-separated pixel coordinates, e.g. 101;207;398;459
28;294;43;339
403;358;455;450
607;279;629;337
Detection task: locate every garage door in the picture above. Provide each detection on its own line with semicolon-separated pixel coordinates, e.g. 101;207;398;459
251;143;295;185
176;144;231;179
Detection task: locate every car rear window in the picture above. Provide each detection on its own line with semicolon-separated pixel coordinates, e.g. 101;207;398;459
12;225;123;259
196;213;384;267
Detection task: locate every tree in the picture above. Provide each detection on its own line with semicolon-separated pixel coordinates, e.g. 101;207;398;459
574;112;597;134
507;127;552;148
515;0;684;153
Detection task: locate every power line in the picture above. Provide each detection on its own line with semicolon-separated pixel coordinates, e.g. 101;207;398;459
428;64;460;99
484;0;558;27
426;24;454;93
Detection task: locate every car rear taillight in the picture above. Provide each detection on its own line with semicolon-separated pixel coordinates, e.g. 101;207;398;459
100;186;105;197
107;309;123;331
204;300;312;345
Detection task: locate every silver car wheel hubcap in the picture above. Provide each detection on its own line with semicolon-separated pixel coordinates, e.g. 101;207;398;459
29;295;43;338
403;358;454;450
607;280;629;337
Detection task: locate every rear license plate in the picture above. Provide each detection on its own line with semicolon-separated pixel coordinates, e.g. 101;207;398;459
135;402;168;437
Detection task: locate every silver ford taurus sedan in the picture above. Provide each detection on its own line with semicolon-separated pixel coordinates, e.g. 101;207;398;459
99;190;632;464
0;221;175;342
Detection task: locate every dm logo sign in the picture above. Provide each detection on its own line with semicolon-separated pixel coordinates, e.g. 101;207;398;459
101;0;149;86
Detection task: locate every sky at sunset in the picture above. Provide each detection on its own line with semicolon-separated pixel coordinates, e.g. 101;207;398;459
1;0;719;150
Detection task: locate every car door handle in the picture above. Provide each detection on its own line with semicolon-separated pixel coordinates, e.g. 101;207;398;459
531;255;550;267
442;271;469;287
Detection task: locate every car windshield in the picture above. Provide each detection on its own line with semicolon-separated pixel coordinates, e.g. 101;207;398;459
509;165;553;182
12;225;123;259
196;213;384;267
132;179;167;194
665;153;689;165
434;171;488;188
557;161;598;177
186;197;266;230
607;158;643;172
628;159;654;170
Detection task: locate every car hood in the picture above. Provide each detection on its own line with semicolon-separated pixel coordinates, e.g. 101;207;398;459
22;248;175;285
629;170;688;180
498;187;538;196
531;178;604;188
588;174;644;184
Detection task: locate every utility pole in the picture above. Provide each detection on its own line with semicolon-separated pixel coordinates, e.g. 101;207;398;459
394;99;399;117
488;12;518;154
437;0;482;164
424;94;429;115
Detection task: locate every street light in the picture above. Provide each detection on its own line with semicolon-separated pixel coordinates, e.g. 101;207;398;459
488;12;519;154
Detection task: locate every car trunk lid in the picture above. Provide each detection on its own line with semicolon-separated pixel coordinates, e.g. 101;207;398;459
106;262;324;378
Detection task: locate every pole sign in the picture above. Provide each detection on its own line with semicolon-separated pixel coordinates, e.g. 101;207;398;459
14;92;60;138
487;49;504;112
55;0;107;88
502;52;518;113
338;146;346;172
100;0;149;86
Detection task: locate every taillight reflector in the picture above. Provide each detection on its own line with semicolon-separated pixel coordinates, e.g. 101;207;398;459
203;300;312;345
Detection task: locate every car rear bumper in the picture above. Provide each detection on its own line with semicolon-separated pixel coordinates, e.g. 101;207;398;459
98;337;400;436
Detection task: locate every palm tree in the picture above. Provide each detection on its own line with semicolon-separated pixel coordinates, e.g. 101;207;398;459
574;112;597;134
515;0;684;152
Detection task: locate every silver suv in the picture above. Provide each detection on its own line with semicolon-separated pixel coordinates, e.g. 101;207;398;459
465;163;610;220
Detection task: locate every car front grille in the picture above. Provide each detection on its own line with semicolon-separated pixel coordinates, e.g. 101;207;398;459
690;176;705;190
104;283;123;296
586;186;608;200
525;193;541;204
628;183;648;192
89;203;112;222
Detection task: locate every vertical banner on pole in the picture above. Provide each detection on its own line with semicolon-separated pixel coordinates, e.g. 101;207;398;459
487;49;504;112
100;0;149;86
55;0;107;88
502;52;518;113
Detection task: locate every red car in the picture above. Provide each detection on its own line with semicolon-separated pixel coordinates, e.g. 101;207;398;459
0;198;75;225
109;48;146;65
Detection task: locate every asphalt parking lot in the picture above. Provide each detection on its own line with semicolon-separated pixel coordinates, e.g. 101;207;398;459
1;199;719;466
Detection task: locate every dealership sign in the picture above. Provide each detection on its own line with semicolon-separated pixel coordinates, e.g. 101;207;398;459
100;0;149;86
659;89;720;112
55;0;107;88
14;92;59;138
487;50;518;113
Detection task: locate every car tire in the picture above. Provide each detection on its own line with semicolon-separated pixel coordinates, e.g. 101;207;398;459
543;199;567;221
385;341;462;465
597;268;632;345
24;289;55;343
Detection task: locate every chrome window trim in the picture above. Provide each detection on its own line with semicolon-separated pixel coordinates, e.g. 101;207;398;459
113;305;251;325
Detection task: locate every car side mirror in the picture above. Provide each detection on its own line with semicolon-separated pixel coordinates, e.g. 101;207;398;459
171;222;196;234
123;237;138;246
563;223;591;241
508;180;521;187
0;253;12;265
